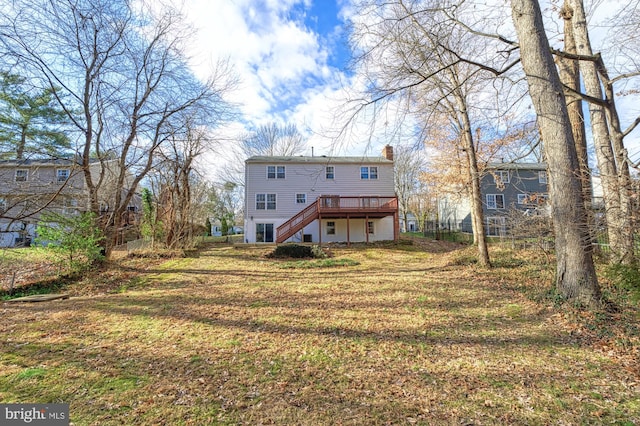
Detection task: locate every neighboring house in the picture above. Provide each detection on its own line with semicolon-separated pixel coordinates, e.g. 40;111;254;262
399;212;419;232
244;146;399;244
0;158;141;247
438;162;549;236
210;219;243;237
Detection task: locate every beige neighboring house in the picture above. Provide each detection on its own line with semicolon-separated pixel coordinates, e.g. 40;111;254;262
0;158;141;247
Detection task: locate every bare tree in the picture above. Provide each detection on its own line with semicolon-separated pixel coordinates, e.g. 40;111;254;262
345;0;528;266
394;145;426;231
556;4;592;210
242;123;306;157
511;0;600;305
0;0;235;255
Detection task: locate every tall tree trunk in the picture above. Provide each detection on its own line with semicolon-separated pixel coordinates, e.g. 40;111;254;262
511;0;600;305
598;59;636;264
569;0;633;263
557;3;591;210
454;90;490;267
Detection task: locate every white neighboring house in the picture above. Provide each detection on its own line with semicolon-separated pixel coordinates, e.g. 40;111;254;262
244;146;399;244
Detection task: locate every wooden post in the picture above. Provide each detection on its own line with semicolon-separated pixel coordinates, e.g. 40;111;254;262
365;214;369;244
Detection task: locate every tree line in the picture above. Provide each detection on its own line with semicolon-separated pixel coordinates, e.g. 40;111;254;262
342;0;640;306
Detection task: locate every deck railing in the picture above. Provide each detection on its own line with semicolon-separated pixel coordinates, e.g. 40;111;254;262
276;196;398;243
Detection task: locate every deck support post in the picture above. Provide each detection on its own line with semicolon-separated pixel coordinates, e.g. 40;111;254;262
365;214;370;244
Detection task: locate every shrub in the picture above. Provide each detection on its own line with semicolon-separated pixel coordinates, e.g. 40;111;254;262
36;212;104;274
267;244;328;259
604;263;640;301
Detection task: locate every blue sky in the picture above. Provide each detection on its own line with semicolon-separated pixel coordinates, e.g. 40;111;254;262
183;0;366;162
182;0;640;173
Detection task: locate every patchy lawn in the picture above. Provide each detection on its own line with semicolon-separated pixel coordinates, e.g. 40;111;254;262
1;242;638;425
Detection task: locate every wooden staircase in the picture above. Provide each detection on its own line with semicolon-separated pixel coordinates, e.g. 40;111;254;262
275;196;399;244
276;200;320;243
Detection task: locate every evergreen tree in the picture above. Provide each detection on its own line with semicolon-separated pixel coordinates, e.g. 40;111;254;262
0;72;71;159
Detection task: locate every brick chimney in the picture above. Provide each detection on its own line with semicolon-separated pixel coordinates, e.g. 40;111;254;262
382;145;394;161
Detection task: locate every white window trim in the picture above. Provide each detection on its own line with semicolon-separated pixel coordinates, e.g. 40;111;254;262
267;165;286;179
517;194;528;204
494;170;510;184
15;169;28;182
360;166;378;180
486;194;505;209
57;168;70;183
256;193;277;210
538;171;547;184
296;193;307;204
326;166;334;180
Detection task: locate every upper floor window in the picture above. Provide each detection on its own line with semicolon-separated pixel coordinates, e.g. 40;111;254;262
15;169;28;182
360;166;378;180
296;193;307;204
486;194;505;209
267;165;285;179
538;171;547;184
493;170;510;185
57;169;70;183
326;166;334;180
256;193;276;210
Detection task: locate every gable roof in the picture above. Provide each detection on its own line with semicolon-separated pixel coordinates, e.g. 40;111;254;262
246;155;393;165
486;162;547;171
0;158;102;167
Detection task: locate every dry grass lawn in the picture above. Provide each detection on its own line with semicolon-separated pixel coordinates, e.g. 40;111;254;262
1;240;639;425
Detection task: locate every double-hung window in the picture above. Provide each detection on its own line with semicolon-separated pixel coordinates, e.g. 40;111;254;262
57;169;70;183
538;171;547;184
367;221;375;234
494;170;510;185
486;194;505;209
296;193;307;204
267;165;285;179
360;166;378;180
15;169;28;182
256;193;276;210
326;166;334;180
326;221;336;235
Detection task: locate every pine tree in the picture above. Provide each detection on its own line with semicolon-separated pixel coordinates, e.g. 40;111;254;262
0;72;71;160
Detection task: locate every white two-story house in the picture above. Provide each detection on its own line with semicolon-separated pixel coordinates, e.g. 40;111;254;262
244;146;399;244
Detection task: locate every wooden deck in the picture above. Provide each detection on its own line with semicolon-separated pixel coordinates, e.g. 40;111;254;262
276;196;398;243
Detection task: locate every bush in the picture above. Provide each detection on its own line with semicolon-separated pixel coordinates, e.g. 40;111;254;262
604;263;640;298
267;244;328;259
36;212;104;274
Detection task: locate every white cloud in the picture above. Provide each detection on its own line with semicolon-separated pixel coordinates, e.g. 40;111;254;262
181;0;334;127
